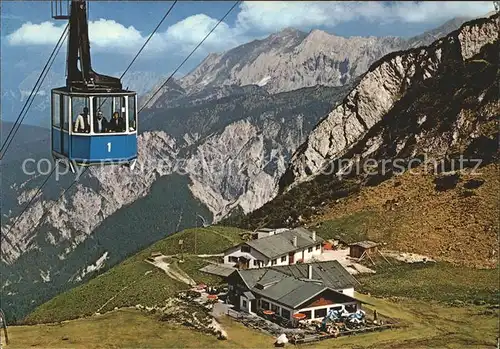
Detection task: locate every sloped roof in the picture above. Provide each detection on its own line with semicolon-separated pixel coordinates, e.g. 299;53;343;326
199;263;236;277
257;277;326;308
236;268;268;288
271;260;358;289
349;241;379;249
243;291;256;300
245;228;324;259
234;261;359;309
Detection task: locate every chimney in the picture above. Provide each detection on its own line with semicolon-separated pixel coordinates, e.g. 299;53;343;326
312;231;316;241
308;264;313;279
293;236;297;247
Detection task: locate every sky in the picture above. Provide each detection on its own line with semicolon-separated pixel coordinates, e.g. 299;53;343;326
2;1;494;73
0;1;494;125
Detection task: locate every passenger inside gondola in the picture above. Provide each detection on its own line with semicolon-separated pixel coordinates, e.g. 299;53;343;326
109;111;125;132
94;109;108;133
74;107;90;133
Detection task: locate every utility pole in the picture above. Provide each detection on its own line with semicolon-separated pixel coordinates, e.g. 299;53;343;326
179;239;184;262
195;213;198;255
0;309;8;347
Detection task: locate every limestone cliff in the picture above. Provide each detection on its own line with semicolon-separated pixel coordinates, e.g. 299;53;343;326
280;14;499;191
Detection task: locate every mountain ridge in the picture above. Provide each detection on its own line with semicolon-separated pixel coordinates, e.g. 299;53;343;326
174;16;472;98
0;14;485;322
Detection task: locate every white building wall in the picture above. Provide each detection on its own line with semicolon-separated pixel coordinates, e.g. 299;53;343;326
342;287;355;298
268;254;290;267
258;297;294;319
224;241;324;268
292;243;322;264
240;296;251;313
257;228;289;239
256;296;359;321
293;301;359;321
223;245;269;268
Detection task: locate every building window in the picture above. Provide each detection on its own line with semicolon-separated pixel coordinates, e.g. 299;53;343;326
271;303;279;313
229;256;238;263
242;300;247;308
241;245;251;253
316;245;321;250
308;247;313;253
281;255;287;262
253;260;259;267
346;304;357;313
314;308;327;319
302;310;311;319
261;300;270;310
271;259;277;265
281;309;291;320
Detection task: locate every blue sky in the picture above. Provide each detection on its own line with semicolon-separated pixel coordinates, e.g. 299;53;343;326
1;1;494;125
2;1;493;73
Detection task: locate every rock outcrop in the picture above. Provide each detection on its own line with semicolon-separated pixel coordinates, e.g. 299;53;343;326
280;14;499;190
178;18;470;96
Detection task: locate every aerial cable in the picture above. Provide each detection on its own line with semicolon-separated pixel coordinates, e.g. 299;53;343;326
4;0;240;237
0;23;69;159
4;2;179;234
2;31;67;158
120;0;178;79
99;0;178;109
139;0;241;113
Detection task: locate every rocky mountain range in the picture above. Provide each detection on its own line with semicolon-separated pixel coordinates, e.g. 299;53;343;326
280;14;499;190
235;12;499;260
0;15;484;322
176;17;472;96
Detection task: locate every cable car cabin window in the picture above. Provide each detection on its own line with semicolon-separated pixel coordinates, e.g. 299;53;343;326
128;95;136;132
52;93;60;128
72;96;90;134
108;96;126;133
94;97;112;133
62;95;69;131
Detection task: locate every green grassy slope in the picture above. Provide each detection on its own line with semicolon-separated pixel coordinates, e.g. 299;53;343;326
2;173;215;324
24;225;246;324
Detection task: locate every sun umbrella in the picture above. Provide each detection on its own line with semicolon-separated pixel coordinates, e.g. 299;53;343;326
292;313;306;320
263;310;275;315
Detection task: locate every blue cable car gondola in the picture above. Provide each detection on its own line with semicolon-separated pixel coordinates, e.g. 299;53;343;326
50;0;137;172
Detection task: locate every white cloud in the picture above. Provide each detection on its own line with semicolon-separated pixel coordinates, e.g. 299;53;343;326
89;19;144;49
6;14;245;56
6;1;494;54
162;14;247;54
7;21;65;45
236;1;494;32
7;19;146;52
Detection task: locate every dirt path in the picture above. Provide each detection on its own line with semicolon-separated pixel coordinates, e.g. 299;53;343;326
145;256;196;286
315;249;376;274
196;253;224;258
